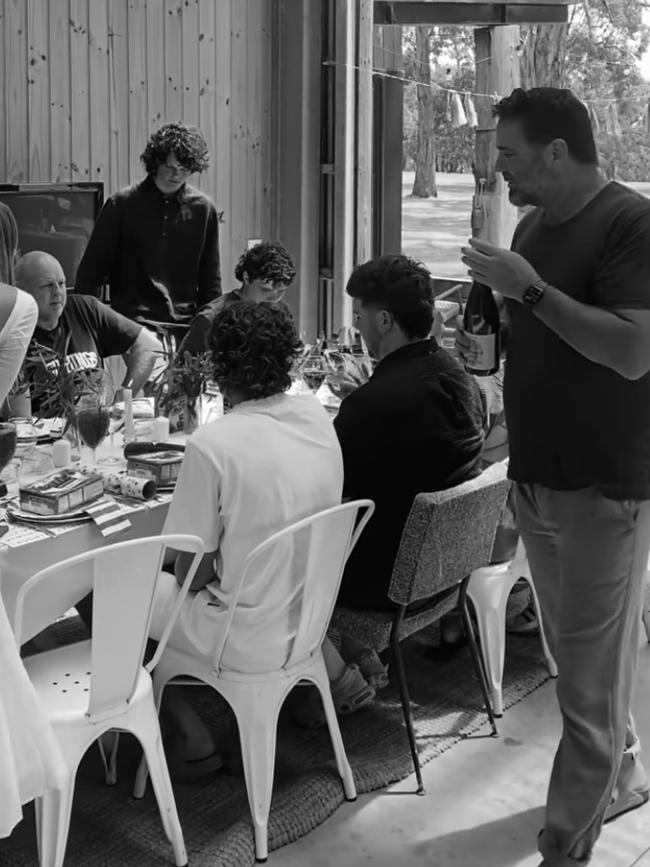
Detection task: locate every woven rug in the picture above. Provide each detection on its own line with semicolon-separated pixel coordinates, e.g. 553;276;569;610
0;618;550;866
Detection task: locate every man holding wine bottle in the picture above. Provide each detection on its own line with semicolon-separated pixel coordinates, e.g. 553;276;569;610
460;87;650;867
11;251;162;416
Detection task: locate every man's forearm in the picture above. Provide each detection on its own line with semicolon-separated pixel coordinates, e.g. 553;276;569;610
531;286;650;380
122;350;157;394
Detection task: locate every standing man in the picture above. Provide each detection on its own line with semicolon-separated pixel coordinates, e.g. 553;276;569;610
461;87;650;866
75;122;221;334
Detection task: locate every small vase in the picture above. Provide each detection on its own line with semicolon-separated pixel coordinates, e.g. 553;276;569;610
64;422;82;463
182;394;203;435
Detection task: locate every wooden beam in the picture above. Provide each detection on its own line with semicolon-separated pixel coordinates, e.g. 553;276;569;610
374;2;569;25
473;26;520;248
356;0;374;267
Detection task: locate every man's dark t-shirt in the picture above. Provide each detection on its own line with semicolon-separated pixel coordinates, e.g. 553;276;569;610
25;295;140;415
176;290;243;358
505;182;650;500
334;339;485;610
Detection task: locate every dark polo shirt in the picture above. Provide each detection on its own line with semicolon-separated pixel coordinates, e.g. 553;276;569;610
334;338;485;610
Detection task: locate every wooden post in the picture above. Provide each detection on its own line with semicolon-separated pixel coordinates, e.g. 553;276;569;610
473;26;520;248
356;0;374;268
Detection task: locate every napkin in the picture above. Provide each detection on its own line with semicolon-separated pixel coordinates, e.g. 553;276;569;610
85;497;132;538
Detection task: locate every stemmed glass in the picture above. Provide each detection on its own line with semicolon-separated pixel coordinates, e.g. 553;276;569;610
0;423;17;534
300;354;331;395
76;394;111;466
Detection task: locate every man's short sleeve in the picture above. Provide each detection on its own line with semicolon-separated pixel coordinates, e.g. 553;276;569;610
593;207;650;310
163;439;222;552
71;295;142;356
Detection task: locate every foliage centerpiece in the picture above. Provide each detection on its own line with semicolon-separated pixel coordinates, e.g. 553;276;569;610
147;347;213;433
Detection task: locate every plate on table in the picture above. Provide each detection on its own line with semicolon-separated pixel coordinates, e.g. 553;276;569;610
33;417;64;441
6;502;93;525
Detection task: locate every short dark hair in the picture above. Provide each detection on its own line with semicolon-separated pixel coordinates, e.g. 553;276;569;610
494;87;598;165
346;255;434;339
208;301;302;400
234;241;296;287
140;122;210;175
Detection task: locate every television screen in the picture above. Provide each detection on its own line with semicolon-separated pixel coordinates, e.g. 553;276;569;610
0;183;103;285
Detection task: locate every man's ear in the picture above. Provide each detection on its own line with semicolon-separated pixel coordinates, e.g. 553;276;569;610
549;137;569;163
376;309;393;333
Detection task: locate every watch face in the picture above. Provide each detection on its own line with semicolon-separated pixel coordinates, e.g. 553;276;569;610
523;284;544;306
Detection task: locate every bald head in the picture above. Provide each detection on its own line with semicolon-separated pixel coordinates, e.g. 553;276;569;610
14;251;67;330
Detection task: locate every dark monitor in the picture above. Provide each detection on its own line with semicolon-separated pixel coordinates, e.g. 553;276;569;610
0;182;103;286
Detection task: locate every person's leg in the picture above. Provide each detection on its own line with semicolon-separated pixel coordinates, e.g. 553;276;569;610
517;484;650;865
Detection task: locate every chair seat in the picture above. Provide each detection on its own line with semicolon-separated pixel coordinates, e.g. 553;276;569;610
332;589;459;653
23;640;152;723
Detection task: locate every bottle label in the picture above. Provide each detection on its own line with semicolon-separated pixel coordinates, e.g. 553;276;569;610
467;333;497;372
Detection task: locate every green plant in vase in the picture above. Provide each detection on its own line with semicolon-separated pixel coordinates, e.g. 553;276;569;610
147;347;212;434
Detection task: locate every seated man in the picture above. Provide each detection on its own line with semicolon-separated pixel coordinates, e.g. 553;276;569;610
10;251;162;415
334;255;485;613
175;240;296;360
148;302;356;773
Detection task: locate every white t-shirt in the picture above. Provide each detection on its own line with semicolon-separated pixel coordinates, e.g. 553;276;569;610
162;392;344;672
0;287;38;406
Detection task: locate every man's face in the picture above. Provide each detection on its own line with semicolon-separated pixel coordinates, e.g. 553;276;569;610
247;277;289;304
494;118;552;208
352;297;382;359
153;153;192;195
23;259;67;329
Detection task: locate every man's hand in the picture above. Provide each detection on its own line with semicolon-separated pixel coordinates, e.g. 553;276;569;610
461;237;540;302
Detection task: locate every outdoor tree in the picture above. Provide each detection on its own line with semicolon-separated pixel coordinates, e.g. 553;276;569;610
411;26;438;197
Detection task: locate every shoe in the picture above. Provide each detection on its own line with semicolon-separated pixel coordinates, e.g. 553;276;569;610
604;753;650;823
506;600;539;635
356;650;389;690
292;664;375;728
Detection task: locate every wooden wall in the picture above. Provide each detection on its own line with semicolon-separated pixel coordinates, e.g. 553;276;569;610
0;0;278;286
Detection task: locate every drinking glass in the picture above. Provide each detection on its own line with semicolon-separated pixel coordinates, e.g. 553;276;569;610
301;355;330;394
0;423;17;534
76;394;111;466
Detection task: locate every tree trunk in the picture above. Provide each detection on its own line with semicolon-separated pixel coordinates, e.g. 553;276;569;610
412;26;437;198
519;24;568;89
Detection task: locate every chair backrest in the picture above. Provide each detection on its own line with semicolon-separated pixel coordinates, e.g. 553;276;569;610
388;461;511;606
13;533;204;722
212;499;374;672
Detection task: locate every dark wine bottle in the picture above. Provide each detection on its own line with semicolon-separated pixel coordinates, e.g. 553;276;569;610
462;281;500;376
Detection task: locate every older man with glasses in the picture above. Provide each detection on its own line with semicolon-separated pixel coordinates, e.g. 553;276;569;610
75;122;222;337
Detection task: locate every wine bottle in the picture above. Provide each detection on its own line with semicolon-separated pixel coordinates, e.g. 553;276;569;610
462;281;500;376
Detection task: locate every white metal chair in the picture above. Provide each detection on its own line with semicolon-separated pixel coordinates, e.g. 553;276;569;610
465;537;558;716
134;499;375;864
12;533;205;867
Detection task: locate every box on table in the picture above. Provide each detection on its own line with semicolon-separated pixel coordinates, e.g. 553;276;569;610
19;469;104;516
126;450;183;485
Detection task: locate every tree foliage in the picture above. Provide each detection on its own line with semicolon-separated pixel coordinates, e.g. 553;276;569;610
403;1;650;182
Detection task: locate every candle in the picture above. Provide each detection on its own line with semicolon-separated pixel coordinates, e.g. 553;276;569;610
152;416;170;441
123;388;135;442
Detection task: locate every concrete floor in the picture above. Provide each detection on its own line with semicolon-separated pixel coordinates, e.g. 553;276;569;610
273;641;650;867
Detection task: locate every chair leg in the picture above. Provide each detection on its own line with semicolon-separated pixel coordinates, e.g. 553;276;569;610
231;688;282;863
34;780;75;867
97;729;120;785
470;601;507;717
312;659;357;802
390;625;425;795
131;703;188;867
459;578;498;737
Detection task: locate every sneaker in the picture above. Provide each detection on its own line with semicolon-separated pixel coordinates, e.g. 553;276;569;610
356;650;389;691
506;600;539;635
604;753;650;823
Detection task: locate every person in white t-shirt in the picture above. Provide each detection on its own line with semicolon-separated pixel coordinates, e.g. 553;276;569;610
149;302;372;778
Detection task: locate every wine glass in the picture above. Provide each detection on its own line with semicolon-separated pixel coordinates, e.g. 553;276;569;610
0;423;17;534
301;354;330;395
76;394;111;466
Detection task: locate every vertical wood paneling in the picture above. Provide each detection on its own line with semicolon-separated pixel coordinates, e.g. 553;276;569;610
89;0;110;188
108;0;129;190
145;0;164;131
214;0;232;283
127;0;147;181
27;0;50;181
5;0;28;182
164;0;181;121
198;0;217;201
70;0;90;180
230;0;247;259
181;0;199;125
49;0;71;183
1;0;280;284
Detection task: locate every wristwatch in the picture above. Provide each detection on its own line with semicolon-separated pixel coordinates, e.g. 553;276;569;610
522;279;548;307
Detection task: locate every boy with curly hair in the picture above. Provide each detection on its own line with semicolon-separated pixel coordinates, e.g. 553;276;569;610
75;121;221;331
